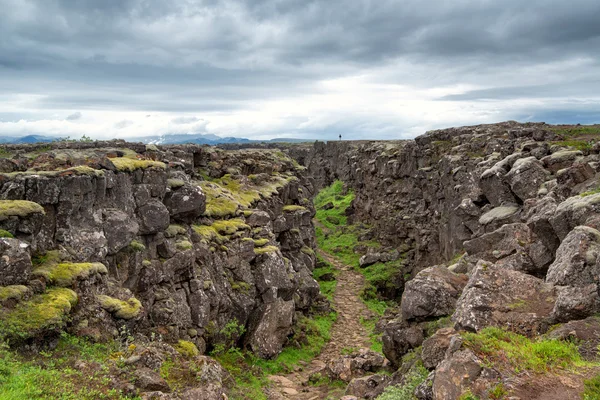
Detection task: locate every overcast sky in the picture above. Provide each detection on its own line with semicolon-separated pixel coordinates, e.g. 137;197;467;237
1;0;600;140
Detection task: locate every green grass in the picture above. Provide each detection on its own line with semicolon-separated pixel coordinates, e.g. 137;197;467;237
359;316;383;353
581;187;600;197
313;256;338;301
0;333;138;400
216;312;337;400
314;180;355;229
552;140;593;151
377;360;428;400
548;125;600;138
583;374;600;400
462;327;587;374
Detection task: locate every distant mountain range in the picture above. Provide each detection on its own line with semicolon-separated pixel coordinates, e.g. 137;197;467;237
0;133;313;145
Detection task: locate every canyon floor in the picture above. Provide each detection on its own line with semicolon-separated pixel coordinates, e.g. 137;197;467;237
266;251;374;399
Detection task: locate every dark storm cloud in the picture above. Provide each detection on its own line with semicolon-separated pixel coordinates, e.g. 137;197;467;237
1;0;599;137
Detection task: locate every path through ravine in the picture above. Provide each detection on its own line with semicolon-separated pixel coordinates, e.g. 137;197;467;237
265;251;376;399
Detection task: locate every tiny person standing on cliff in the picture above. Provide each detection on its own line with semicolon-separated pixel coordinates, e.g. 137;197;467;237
339;134;342;140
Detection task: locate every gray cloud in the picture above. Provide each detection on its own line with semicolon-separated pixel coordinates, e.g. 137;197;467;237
0;0;599;138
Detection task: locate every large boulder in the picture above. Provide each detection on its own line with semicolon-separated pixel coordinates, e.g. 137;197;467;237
432;349;497;400
163;184;206;222
246;298;295;359
345;375;391;399
546;226;600;287
479;153;521;206
137;199;170;235
382;319;425;368
505;156;548;202
421;328;456;370
0;238;32;286
453;262;557;336
550;193;600;240
401;266;468;321
551;284;600;323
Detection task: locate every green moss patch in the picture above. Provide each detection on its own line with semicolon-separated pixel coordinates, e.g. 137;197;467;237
0;200;45;220
165;224;186;238
175;340;200;358
0;285;29;302
167;178;185;188
97;295;142;320
314;180;355;229
176;240;193;250
0;288;78;339
109;157;166;172
253;238;269;247
282;205;307;212
128;240;146;252
0;229;14;238
33;262;107;287
254;245;279;255
193;218;250;245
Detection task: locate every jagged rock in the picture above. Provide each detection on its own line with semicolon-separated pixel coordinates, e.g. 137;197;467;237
0;238;32;286
551;284;600;323
453;262;556;336
542;149;583;173
525;195;561;255
421;328;456;370
432;349;498;400
134;367;170;392
550;193;600;240
546;226;600;287
163;184;206;222
246;298;295;359
345;374;391;399
102;209;138;255
382;320;425;368
464;223;552;275
479;153;522;206
401;266;468;321
505;156;548;202
478;205;521;232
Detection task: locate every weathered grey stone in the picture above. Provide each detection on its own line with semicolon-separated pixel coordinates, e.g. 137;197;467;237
163;184;206;222
137;199;170;234
382;320;425;368
505;156;548;202
345;374;391;399
453;262;556;336
0;238;32;286
246;298;295;359
421;328;455;370
551;284;600;323
401;266;468;321
546;226;600;287
103;208;139;255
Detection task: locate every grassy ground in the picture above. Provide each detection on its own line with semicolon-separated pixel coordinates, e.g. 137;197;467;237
0;334;137;400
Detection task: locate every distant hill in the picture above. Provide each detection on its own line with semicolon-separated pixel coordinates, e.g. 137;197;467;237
0;133;313;145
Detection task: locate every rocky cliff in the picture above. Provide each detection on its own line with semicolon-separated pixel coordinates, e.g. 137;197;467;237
0;141;322;395
297;121;600;399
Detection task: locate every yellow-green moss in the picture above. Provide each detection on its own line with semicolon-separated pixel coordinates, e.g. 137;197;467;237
175;340;199;358
0;200;44;220
109;157;166;172
128;240;146;252
0;288;78;339
282;205;307;212
254;245;279;255
301;246;315;256
0;229;14;238
193;225;228;244
167;178;185;189
97;295;142;320
33;262;108;287
176;240;193;250
165;224;186;238
0;285;29;302
253;238;269;247
212;219;250;235
243;210;254;217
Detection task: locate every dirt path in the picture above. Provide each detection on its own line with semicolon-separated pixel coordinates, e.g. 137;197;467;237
265;251;375;399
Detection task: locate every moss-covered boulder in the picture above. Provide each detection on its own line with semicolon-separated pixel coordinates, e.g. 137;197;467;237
32;261;107;287
97;295;142;320
0;287;78;340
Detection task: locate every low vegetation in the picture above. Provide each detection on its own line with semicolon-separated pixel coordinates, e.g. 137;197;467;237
109;157;166;172
377;359;428;400
97;295;142;320
462;327;589;373
0;200;45;220
33;262;107;287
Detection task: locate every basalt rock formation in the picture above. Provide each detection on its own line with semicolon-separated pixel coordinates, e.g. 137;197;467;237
3;121;600;399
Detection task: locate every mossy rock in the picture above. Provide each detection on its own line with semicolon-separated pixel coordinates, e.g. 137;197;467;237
33;262;108;287
109;157;166;172
0;200;45;221
165;224;186;238
0;229;14;238
128;240;146;252
167;178;185;189
301;246;315;256
0;288;78;339
176;240;193;250
0;285;29;302
282;205;307;212
254;245;279;255
175;340;199;358
97;295;142;320
253;238;269;247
